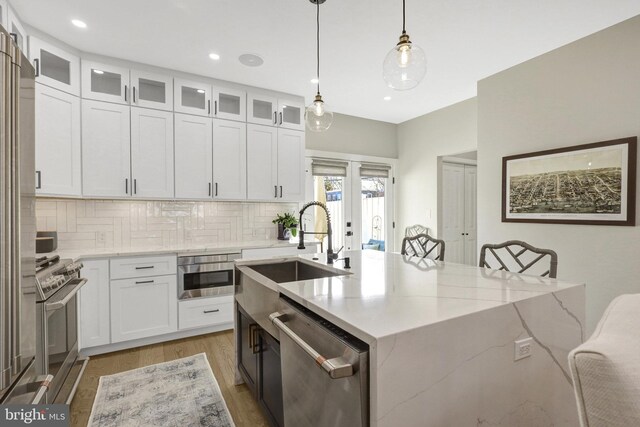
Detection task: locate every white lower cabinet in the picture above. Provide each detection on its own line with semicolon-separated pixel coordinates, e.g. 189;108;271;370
110;274;178;343
78;260;111;349
178;295;233;330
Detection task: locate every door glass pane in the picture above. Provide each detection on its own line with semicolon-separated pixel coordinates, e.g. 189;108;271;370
312;176;345;252
138;78;166;104
282;105;301;125
40;49;71;85
90;68;121;96
181;86;206;109
253;99;273;120
219;93;240;115
361;177;386;251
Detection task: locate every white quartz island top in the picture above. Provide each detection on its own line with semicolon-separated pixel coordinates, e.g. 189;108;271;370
277;250;584;343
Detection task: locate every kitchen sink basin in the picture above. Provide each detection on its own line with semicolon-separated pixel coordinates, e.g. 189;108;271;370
247;260;348;284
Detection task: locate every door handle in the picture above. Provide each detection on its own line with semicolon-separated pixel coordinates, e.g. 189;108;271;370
33;58;40;77
346;231;353;237
35;170;42;189
270;312;354;379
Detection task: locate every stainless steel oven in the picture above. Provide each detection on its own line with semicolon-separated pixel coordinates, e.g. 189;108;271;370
178;253;240;300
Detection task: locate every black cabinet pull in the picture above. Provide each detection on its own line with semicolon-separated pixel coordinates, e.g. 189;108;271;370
124;85;128;102
133;86;137;103
215;182;218;197
209;182;212;197
214;100;218;115
134;179;137;194
279;186;283;198
203;309;220;314
135;280;154;284
125;178;128;194
208;99;211;115
33;58;40;77
279;112;283;125
274;185;277;198
135;266;154;270
273;111;277;124
36;171;42;189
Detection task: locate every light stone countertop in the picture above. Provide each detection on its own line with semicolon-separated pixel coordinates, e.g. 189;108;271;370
275;249;585;343
43;239;316;261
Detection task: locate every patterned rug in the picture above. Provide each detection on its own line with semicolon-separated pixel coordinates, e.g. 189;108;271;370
88;353;235;427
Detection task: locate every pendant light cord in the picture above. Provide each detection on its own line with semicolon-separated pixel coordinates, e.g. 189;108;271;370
402;0;406;34
316;0;320;96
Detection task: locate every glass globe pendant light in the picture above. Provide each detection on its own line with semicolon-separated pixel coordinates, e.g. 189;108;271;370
382;0;427;90
305;0;333;132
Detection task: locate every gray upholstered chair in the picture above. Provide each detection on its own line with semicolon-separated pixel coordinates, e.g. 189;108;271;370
479;240;558;278
404;224;430;237
568;294;640;427
400;233;445;261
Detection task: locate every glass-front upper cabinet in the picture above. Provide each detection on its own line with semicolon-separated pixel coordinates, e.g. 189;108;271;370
213;85;246;122
174;78;211;117
247;92;278;127
81;60;129;104
277;98;305;131
29;37;80;96
130;70;173;111
7;6;26;52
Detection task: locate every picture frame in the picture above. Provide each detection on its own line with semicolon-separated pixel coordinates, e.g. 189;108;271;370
502;137;637;226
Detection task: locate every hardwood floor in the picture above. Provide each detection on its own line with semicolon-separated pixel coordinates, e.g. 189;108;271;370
70;330;269;427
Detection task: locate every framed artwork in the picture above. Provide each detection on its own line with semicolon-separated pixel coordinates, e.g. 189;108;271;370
502;137;636;226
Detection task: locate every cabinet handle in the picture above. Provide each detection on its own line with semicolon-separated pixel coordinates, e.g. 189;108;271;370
9;33;17;44
36;171;42;190
208;99;211;115
248;324;255;349
204;309;220;314
274;185;278;198
214;100;218;115
33;58;40;77
279;112;283;125
279;185;283;198
133;86;137;103
215;182;218;197
135;280;154;284
273;111;277;124
135;266;155;270
134;179;137;194
124;85;128;102
209;182;212;197
125;178;128;194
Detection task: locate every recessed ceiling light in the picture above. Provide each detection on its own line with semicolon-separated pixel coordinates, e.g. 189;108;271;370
93;69;104;74
71;19;87;29
209;53;220;60
196;89;206;94
310;78;319;84
239;53;264;67
384;96;392;101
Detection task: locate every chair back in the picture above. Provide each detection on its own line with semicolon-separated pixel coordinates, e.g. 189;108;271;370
401;233;445;261
405;224;430;237
569;294;640;427
479;240;558;278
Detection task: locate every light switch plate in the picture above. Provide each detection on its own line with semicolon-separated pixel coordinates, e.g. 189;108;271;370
514;337;533;361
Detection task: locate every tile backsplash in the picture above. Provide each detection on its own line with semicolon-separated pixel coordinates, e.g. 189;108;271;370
36;199;300;251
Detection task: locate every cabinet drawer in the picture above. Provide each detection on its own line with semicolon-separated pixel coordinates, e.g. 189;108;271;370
179;296;233;330
110;255;177;280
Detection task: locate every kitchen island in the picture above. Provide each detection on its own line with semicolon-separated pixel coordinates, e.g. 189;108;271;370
235;250;585;427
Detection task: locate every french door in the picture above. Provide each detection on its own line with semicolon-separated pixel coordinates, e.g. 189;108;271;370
305;158;393;253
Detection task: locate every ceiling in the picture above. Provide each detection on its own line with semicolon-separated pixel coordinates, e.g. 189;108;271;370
14;0;640;124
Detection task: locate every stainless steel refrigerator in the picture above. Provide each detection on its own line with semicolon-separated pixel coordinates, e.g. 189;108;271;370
0;26;49;404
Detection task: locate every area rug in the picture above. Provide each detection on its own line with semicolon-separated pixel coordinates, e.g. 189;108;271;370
88;353;235;427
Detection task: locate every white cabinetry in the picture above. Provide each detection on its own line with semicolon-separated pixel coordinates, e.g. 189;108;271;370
110;274;178;343
130;70;173;111
213;119;246;199
81;100;131;197
110;255;177;280
79;260;111;349
277;97;305;131
35;84;81;196
29;37;80;96
174;113;213;199
81;60;129;104
130;107;174;198
247;124;305;201
0;0;7;30
178;295;233;330
7;6;26;51
174;78;211;116
213;86;246;122
248;92;304;131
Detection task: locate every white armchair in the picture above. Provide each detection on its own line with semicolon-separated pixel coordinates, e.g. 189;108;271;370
568;294;640;426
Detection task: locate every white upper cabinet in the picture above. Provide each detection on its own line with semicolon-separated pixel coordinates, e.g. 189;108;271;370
213;86;246;122
213;119;246;200
35;85;82;196
7;6;26;52
247;124;278;200
81;60;129;104
130;107;174;198
174;113;213;199
248;93;278;127
30;37;80;96
277;129;305;201
174;78;211;117
278;98;305;131
82;100;131;197
0;0;8;31
130;70;173;111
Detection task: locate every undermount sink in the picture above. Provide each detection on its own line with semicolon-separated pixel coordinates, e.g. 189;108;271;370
247;260;348;284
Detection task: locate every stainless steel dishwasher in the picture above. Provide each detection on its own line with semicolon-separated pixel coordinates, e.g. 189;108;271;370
269;295;369;427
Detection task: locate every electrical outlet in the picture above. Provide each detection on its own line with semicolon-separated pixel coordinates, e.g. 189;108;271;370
96;231;106;245
514;337;533;361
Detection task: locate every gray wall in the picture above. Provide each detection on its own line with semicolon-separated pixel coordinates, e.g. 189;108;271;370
478;15;640;333
396;98;477;243
305;113;398;158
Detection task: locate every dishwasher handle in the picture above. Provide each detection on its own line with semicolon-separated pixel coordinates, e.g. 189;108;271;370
270;311;354;379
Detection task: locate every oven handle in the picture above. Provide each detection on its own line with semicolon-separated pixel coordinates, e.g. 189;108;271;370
178;262;236;274
45;278;88;312
30;374;54;404
269;311;354;379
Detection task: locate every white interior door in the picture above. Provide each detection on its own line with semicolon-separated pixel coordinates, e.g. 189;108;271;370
441;163;466;263
464;166;478;265
212;119;246;199
174;113;213;199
